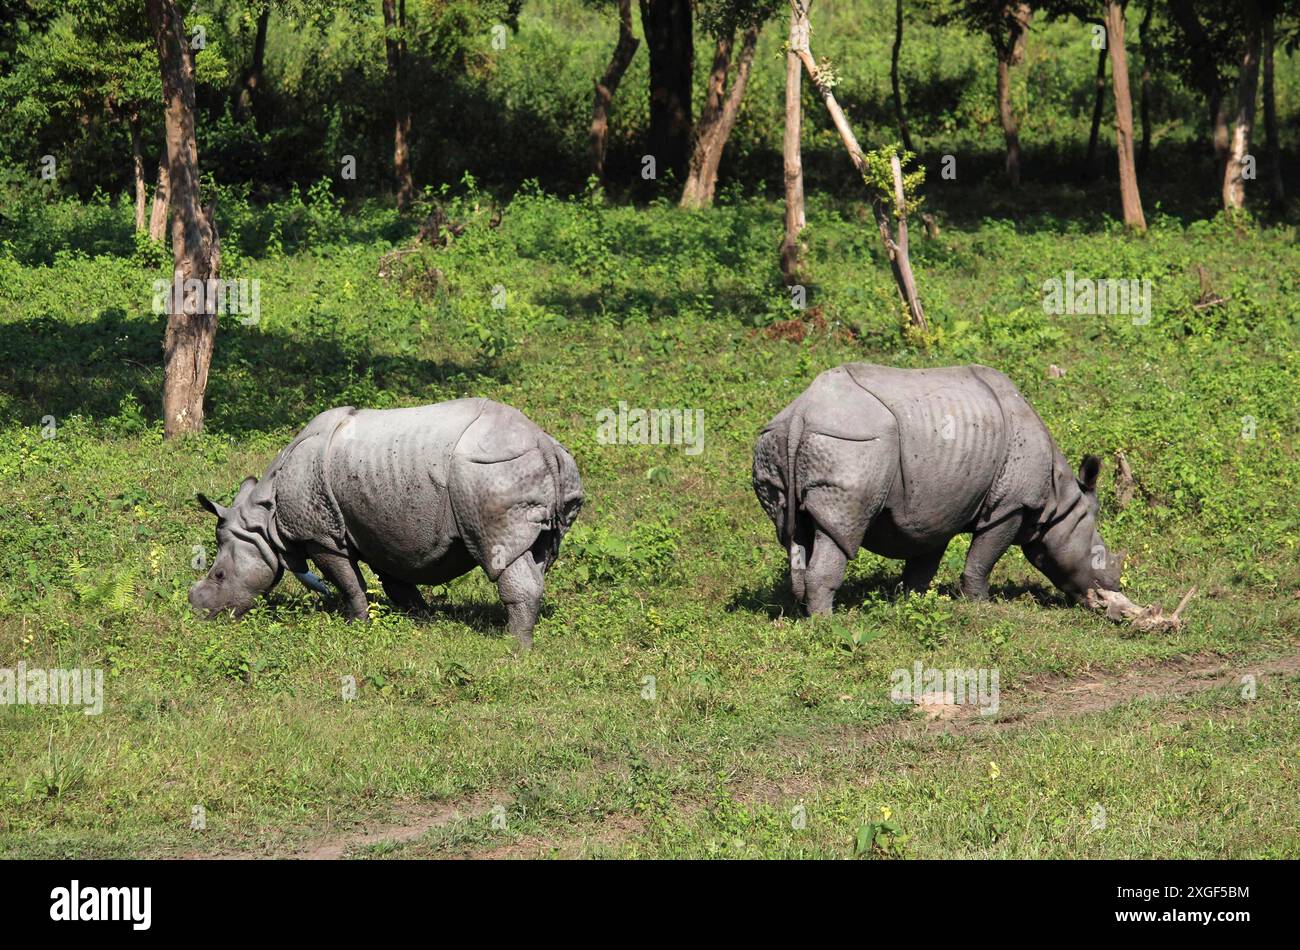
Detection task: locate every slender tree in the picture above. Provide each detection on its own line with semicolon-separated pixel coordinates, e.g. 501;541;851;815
1137;0;1152;171
1162;0;1233;175
1222;0;1262;211
1084;20;1107;175
382;0;413;210
1103;0;1145;230
891;0;914;152
232;2;270;126
639;0;694;183
587;0;640;184
939;2;1032;187
780;1;807;284
148;159;169;241
680;3;766;208
1260;0;1284;206
680;27;759;207
146;0;222;438
789;0;926;328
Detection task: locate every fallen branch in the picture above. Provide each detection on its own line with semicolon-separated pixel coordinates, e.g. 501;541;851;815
1086;585;1197;633
1193;264;1226;311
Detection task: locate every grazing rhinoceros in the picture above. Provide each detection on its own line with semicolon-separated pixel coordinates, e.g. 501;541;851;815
189;399;583;648
752;363;1126;616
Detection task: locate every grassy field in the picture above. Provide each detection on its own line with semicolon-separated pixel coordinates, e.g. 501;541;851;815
1;177;1297;858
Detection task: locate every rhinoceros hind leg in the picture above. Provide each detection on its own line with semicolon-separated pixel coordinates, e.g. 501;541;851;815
805;527;848;616
902;545;948;594
496;548;545;650
960;517;1023;601
310;548;369;620
380;575;428;615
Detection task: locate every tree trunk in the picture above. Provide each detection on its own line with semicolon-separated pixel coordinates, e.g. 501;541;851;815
148;158;169;242
1104;1;1146;232
233;3;270;125
146;0;221;439
780;6;807;285
993;3;1030;188
587;0;640;184
879;152;925;330
1222;0;1262;211
1085;34;1107;176
1211;89;1230;175
1166;0;1227;175
1138;1;1152;171
1164;0;1222;172
680;26;759;209
791;18;926;329
639;0;693;184
130;115;148;233
680;33;733;204
890;0;913;153
1261;2;1283;206
995;57;1019;187
383;0;413;210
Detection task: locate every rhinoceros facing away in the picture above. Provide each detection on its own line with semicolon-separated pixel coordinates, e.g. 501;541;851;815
190;399;583;648
753;363;1128;617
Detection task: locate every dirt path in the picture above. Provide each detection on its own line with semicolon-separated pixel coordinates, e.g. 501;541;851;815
186;648;1300;860
900;648;1300;734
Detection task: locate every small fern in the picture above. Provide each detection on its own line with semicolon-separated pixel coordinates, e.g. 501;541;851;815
69;561;137;613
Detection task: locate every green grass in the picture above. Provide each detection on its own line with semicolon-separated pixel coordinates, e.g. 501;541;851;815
1;182;1297;858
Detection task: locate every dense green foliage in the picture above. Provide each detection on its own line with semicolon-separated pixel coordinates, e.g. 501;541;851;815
3;0;1297;203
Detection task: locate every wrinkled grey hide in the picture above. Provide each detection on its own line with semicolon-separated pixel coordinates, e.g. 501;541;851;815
752;364;1123;615
190;399;584;647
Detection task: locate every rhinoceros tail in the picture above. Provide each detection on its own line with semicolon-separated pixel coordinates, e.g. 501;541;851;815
540;434;564;533
784;408;805;549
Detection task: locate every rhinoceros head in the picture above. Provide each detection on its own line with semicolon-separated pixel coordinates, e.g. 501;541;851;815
189;477;282;619
1022;455;1124;601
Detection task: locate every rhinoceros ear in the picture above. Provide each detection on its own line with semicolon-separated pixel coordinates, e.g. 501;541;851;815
232;476;259;505
1078;455;1102;494
197;493;227;520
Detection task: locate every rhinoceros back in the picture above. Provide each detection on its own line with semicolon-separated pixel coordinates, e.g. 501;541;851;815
273;399;576;581
841;364;1009;537
324;401;484;572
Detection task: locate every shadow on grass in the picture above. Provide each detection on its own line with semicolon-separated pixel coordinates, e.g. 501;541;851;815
258;581;529;641
0;308;500;436
727;562;1069;619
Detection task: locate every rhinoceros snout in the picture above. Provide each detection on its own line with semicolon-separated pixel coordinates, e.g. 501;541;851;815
188;581;221;619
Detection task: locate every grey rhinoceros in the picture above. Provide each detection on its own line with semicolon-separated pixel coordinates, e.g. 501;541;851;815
190;398;583;647
752;363;1125;616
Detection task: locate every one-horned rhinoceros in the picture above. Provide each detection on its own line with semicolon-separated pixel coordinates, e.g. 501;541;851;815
189;398;583;647
752;363;1139;619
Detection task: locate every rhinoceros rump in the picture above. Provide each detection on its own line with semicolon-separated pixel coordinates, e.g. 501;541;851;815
753;364;1185;628
189;399;583;647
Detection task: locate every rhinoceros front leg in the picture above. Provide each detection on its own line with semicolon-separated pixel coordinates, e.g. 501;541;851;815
960;516;1023;601
309;547;370;620
902;545;948;594
496;550;544;650
380;575;428;615
805;527;848;616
